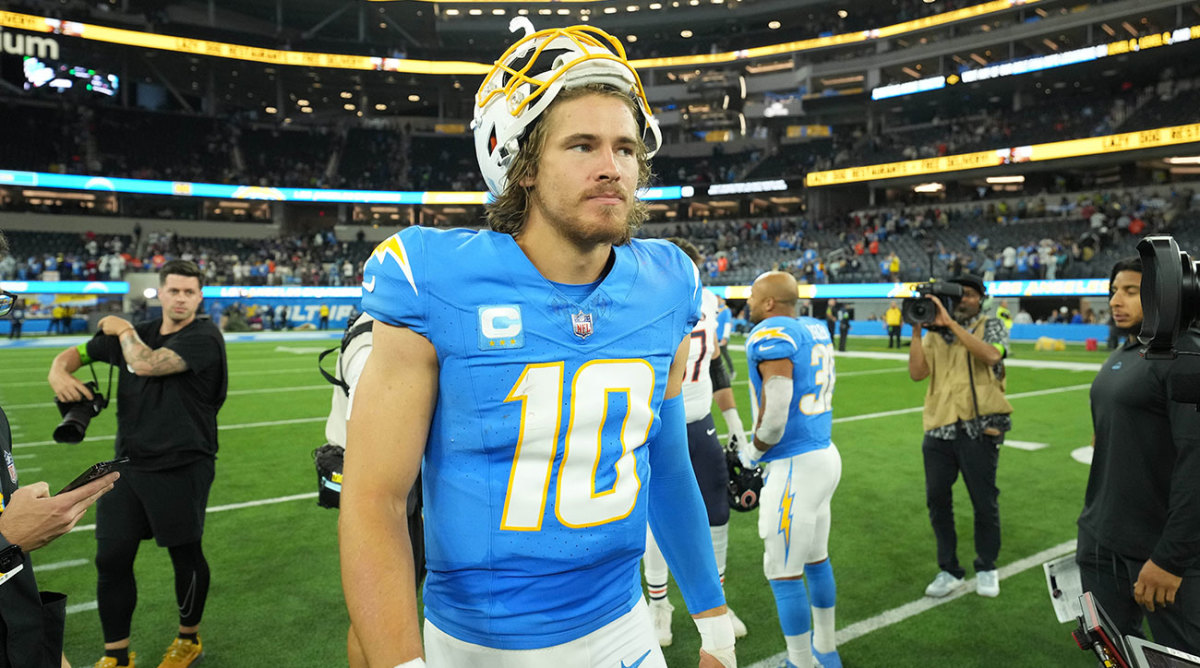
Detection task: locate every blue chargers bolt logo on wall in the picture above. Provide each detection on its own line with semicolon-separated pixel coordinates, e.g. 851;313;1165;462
479;305;524;350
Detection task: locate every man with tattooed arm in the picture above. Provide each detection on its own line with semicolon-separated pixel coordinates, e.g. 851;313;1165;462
48;259;227;668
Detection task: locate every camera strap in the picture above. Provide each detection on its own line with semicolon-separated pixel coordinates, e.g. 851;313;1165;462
88;357;115;397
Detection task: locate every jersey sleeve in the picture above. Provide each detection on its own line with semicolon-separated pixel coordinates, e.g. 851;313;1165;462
360;227;428;335
746;325;799;362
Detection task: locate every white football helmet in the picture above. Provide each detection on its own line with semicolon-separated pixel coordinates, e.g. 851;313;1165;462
472;23;662;196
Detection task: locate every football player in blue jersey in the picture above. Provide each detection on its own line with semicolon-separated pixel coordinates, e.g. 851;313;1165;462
339;21;736;668
742;271;843;668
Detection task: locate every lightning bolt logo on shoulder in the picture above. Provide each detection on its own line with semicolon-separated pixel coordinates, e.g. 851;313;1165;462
367;234;418;297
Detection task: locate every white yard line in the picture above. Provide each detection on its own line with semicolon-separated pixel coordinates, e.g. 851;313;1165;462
37;558;89;572
67;491;318;536
744;540;1077;668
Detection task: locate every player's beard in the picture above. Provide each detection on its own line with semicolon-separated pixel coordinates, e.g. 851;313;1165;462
529;185;636;247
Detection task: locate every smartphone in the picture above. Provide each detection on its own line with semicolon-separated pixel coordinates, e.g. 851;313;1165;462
57;457;130;495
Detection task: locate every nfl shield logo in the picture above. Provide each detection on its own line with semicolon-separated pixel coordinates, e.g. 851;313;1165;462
571;310;594;340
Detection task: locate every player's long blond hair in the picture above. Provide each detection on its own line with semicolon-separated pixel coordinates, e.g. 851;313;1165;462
485;84;653;244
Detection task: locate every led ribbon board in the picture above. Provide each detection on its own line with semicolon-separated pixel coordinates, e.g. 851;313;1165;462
806;122;1200;187
0;2;1037;74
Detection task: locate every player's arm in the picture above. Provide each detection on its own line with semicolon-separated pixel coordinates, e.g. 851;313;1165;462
94;315;190;376
647;337;735;668
751;357;793;456
340;322;437;667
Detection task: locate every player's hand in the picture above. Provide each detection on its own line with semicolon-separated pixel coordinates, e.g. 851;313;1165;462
930;295;954;328
1134;559;1182;612
48;367;94;403
737;436;760;469
0;474;117;551
694;609;736;668
699;648;736;668
97;315;134;337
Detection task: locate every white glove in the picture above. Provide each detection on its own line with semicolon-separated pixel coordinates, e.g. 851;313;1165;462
695;613;737;668
737;435;761;470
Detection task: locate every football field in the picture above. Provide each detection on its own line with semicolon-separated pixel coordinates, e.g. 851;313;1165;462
2;334;1106;667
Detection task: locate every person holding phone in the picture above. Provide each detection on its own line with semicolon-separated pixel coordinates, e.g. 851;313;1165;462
0;232;120;668
47;260;227;668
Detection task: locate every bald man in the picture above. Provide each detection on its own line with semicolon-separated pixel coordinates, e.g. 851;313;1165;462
743;272;843;668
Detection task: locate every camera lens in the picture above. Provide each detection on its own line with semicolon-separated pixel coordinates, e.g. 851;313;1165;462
53;405;94;443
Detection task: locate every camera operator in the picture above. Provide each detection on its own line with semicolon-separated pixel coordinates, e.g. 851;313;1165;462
0;233;119;668
1076;256;1200;655
907;275;1013;599
47;260;227;668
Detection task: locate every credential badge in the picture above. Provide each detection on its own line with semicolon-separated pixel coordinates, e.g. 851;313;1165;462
572;310;594;340
4;450;15;485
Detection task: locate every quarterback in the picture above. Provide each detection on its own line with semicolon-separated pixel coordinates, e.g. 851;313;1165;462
339;22;736;668
742;271;843;668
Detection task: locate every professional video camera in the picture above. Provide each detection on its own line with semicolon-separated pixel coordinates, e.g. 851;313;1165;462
1134;235;1200;404
53;380;109;444
902;281;963;327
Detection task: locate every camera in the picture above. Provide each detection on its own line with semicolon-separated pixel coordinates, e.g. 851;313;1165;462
902;281;963;327
53;381;109;444
1136;236;1200;359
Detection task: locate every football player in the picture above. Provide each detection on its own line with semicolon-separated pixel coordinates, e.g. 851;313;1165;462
339;22;736;668
643;239;748;646
742;271;843;668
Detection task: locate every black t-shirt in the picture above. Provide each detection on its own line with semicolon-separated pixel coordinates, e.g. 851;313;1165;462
86;318;227;471
1079;331;1200;575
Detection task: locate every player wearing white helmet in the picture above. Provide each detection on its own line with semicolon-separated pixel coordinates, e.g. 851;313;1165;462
340;21;736;668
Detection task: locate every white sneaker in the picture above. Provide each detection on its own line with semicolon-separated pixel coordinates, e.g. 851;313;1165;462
924;570;965;598
976;569;1000;597
649;599;674;647
727;606;748;638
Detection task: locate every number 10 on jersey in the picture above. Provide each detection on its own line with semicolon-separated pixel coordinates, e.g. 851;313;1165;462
500;360;656;531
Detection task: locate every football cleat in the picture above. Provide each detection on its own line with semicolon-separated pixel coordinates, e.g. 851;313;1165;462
727;606;748;638
157;636;202;668
725;444;763;512
93;653;135;668
473;23;661;196
649;599;674;647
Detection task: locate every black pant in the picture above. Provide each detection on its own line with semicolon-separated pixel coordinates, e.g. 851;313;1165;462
7;322;19;339
1077;528;1200;655
838;327;849;352
887;325;901;348
922;431;1001;577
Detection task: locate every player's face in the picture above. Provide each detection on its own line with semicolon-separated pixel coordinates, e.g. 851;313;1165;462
160;274;203;324
1109;270;1143;330
523;94;641;246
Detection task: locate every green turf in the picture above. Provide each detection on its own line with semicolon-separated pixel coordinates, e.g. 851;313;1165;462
0;335;1111;666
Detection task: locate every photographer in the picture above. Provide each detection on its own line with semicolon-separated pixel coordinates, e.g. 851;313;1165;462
0;235;119;668
907;275;1013;599
47;260;227;668
1076;256;1200;655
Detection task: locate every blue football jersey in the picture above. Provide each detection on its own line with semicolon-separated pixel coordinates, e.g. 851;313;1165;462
745;315;835;461
360;226;702;650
